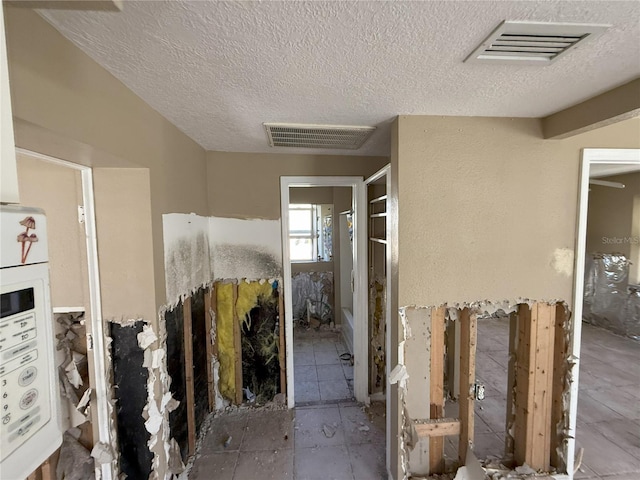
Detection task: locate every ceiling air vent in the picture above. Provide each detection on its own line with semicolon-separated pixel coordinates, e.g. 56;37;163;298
465;21;608;65
264;123;375;149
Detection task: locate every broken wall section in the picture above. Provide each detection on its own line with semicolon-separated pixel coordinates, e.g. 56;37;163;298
584;253;640;338
397;301;572;478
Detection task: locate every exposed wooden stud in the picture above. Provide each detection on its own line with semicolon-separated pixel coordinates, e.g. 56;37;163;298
233;284;243;405
505;311;519;457
414;418;461;438
429;306;446;474
183;296;196;455
551;303;568;470
204;286;215;412
278;283;287;396
458;308;477;465
212;283;219;360
514;303;556;470
40;456;53;480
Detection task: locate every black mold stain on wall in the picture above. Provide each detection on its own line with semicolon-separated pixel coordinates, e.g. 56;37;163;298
191;288;209;433
165;304;188;461
213;244;282;278
110;321;153;479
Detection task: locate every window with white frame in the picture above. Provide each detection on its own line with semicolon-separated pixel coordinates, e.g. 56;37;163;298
289;204;317;262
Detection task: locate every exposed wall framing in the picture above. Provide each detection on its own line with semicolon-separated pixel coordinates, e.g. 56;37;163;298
400;300;572;477
160;280;287;471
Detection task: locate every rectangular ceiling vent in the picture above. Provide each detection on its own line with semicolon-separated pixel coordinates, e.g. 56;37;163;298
465;21;609;65
264;123;375;149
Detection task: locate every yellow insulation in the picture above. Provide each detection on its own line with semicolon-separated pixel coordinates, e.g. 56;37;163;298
217;283;235;401
216;280;276;402
236;281;275;324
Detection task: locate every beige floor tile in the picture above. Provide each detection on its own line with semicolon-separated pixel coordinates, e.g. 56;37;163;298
319;379;351;401
200;413;248;454
340;404;384;445
348;442;386;480
234;448;294;480
242;410;294;452
294;406;345;449
189;451;238;480
294;365;318;383
295;381;321;404
294;445;354;480
316;364;345;381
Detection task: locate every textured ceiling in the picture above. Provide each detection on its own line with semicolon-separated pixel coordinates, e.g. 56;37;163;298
39;1;640;156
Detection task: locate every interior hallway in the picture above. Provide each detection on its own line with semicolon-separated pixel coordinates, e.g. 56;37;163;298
293;326;354;405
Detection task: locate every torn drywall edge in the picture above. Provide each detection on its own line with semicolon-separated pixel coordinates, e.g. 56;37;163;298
403;307;433;477
102;330;120;477
398;300;573;477
555;303;573;471
400;298;569;318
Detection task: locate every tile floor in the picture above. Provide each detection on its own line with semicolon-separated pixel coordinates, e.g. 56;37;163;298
293;326;355;405
189;402;386;480
190;318;639;479
444;317;640;478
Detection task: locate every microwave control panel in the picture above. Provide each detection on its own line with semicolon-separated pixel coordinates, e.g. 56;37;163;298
0;281;54;463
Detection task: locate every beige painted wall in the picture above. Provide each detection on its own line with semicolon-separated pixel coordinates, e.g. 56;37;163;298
206;151;387;219
5;7;209;311
93;168;157;323
16;153;89;309
586;172;640;284
395;116;640;307
289;186;334;205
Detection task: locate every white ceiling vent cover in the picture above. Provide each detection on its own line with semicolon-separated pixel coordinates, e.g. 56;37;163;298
465;21;609;65
264;123;375;149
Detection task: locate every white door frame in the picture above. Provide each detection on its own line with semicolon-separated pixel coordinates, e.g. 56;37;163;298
363;164;392;474
568;148;640;476
16;148;114;480
280;176;368;408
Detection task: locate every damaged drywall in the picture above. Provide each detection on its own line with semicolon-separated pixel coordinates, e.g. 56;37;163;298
55;312;92;428
110;320;153;479
163;213;212;306
395;299;573;479
209;216;282;280
370;278;386;394
164;302;189;462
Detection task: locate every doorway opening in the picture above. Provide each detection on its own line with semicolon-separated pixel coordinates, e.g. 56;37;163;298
280;177;368;408
15;148;114;480
570;148;640;475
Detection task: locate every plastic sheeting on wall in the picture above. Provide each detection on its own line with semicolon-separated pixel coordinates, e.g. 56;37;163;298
584;253;640;339
291;271;333;322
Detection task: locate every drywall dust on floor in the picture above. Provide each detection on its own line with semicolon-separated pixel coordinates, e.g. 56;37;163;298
188;401;386;480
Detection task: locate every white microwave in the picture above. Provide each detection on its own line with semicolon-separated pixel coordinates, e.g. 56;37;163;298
0;205;62;480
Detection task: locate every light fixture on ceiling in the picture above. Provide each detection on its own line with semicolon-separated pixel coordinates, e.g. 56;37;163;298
465;20;609;65
589;179;625;189
263;123;375;150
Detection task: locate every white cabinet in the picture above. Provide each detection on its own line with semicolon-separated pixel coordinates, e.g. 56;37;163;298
1;5;19;204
